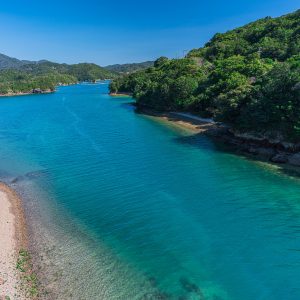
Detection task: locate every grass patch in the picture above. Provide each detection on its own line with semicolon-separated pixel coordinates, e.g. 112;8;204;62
16;249;39;298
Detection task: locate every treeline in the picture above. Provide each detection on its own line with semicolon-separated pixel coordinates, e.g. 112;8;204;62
0;58;116;95
0;70;76;94
20;62;115;82
110;10;300;141
104;61;154;73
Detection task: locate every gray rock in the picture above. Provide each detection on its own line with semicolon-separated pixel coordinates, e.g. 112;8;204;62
248;146;275;157
281;141;296;151
248;147;259;155
288;153;300;166
256;147;276;157
270;153;288;164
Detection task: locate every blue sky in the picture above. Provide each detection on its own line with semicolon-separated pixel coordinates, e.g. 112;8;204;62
0;0;299;65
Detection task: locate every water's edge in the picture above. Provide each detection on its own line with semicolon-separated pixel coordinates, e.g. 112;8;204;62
0;84;299;300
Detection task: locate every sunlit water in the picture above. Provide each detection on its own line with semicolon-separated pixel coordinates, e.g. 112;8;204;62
0;83;300;299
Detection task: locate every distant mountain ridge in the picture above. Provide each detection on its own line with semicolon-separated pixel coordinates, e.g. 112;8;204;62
104;61;154;73
0;53;54;70
19;61;115;81
0;52;151;95
0;53;116;95
0;53;35;69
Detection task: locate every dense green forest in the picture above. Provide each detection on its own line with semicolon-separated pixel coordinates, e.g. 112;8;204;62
0;70;76;94
0;55;115;95
20;62;115;81
105;61;154;73
110;10;300;141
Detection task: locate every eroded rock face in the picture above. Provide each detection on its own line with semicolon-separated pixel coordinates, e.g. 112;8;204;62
205;126;300;169
236;144;276;159
288;153;300;166
270;153;289;164
255;147;276;157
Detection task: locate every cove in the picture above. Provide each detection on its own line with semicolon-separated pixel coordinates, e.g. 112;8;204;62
0;83;299;299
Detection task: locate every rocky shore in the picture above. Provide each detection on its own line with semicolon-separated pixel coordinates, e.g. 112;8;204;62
136;107;300;171
206;126;300;168
0;89;54;97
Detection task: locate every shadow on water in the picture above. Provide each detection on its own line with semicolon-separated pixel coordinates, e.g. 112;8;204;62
120;102;136;112
173;132;300;179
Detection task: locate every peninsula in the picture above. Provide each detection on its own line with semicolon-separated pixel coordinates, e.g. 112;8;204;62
110;9;300;165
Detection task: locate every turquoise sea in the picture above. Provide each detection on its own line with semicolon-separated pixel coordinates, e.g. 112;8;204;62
0;83;300;299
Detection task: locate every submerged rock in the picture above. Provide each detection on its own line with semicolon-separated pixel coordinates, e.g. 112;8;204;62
140;292;170;300
11;176;22;183
10;169;47;183
148;276;157;287
177;296;188;300
179;277;204;299
25;169;48;179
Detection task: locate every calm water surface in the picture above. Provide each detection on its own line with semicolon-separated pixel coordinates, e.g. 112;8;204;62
0;83;299;299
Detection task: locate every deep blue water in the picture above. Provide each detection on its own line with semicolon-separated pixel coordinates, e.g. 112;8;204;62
0;83;300;299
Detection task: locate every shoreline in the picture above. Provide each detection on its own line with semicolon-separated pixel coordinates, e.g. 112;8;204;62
0;90;54;98
0;83;78;98
136;107;218;133
109;92;132;97
0;182;28;299
136;108;300;174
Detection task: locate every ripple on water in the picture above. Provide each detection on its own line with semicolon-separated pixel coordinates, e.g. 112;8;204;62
0;84;299;300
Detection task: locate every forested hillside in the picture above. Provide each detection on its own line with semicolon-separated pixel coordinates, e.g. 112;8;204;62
20;62;115;81
0;54;115;95
0;53;34;69
110;10;300;141
0;70;76;94
105;61;154;73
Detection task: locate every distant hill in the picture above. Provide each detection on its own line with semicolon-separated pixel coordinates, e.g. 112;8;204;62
104;61;154;73
20;61;115;81
0;53;35;69
0;53;115;80
0;53;116;95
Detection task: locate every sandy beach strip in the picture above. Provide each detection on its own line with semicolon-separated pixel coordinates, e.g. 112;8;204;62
0;183;27;300
109;92;132;97
139;109;217;133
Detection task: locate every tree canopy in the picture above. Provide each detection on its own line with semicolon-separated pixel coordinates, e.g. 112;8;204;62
0;59;116;95
110;10;300;141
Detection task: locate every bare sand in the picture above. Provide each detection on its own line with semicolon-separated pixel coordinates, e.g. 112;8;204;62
109;92;132;97
142;110;217;133
0;183;27;300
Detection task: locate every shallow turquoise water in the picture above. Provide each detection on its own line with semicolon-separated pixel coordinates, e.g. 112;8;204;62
0;83;300;299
